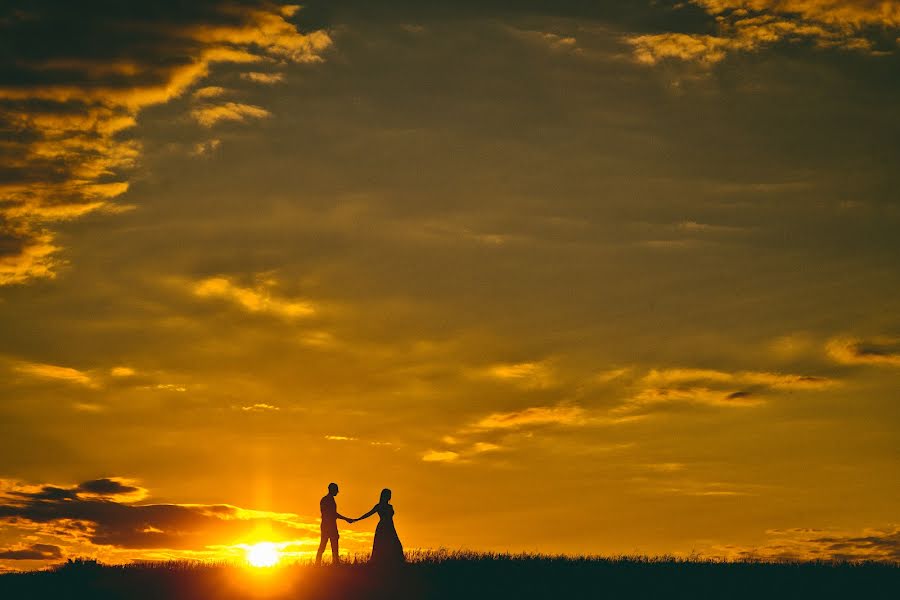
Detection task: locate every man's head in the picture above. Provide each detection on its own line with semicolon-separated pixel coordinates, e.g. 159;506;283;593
328;482;339;496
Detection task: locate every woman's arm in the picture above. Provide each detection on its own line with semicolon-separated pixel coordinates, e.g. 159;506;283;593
354;504;379;522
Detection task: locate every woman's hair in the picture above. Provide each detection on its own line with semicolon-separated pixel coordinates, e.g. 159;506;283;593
379;488;392;503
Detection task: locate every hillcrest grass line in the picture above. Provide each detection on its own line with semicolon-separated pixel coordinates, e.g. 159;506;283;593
1;552;897;600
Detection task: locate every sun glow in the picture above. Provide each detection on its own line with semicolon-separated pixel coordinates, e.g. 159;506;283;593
246;542;280;568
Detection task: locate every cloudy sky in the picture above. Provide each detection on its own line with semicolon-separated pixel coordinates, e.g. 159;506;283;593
1;0;898;570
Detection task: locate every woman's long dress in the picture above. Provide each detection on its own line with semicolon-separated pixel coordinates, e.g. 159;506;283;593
370;503;404;565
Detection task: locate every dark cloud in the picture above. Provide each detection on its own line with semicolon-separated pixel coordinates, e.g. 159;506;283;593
813;529;900;562
11;485;78;502
77;478;141;497
0;478;315;550
730;526;900;562
0;543;63;560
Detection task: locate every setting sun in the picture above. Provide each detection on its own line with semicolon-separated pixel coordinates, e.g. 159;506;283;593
246;542;280;568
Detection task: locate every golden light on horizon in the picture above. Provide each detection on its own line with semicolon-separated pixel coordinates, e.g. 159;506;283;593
246;542;280;568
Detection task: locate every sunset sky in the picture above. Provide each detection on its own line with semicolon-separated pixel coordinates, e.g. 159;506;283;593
1;0;898;571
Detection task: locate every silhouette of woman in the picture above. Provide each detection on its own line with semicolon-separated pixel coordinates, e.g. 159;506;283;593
352;488;405;566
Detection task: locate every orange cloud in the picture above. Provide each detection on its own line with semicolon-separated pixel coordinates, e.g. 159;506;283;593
241;403;280;412
191;102;271;127
192;276;316;319
422;450;461;463
478;360;557;389
14;362;96;387
694;0;900;28
0;2;331;285
241;72;286;84
421;442;503;464
471;442;502;454
617;386;765;414
473;404;585;430
192;139;222;155
614;367;834;415
629;0;898;65
192;86;228;99
641;368;833;389
0;230;59;286
827;336;900;366
630;33;744;65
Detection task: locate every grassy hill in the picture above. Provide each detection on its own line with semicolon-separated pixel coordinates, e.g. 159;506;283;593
1;553;897;600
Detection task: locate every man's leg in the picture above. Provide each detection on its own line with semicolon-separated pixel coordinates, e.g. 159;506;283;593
315;532;327;566
331;534;340;565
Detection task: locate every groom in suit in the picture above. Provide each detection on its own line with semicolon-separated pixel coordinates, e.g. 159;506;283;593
316;482;353;565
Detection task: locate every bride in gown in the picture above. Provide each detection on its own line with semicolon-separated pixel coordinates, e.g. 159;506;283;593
352;488;405;565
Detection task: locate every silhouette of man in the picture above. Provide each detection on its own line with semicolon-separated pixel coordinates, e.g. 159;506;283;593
316;482;352;565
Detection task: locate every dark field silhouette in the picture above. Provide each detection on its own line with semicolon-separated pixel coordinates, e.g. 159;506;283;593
1;553;897;600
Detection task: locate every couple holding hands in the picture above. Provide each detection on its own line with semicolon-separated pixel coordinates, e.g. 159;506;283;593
315;482;404;566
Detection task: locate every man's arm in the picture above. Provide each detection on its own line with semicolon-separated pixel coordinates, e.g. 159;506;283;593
336;511;352;522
